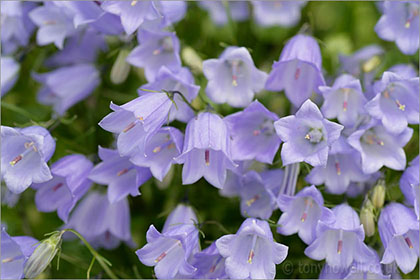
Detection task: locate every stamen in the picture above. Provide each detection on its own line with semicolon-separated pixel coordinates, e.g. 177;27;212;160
155;240;181;263
395;100;405;111
337;230;343;254
300;198;313;222
209;256;222;273
122;117;143;133
404;235;414;249
52;183;63;192
205;149;210;166
10;142;37;166
294;68;301;80
246;194;260;206
155;252;166;263
10;155;22;166
2;257;14;263
117;168;129;176
305;134;311;140
253;130;261;136
153;49;161;55
131;0;138;6
335;162;341;176
342;88;350;112
231;60;239;87
43;20;56;25
153;146;161;153
405;21;411;28
232;76;238;87
247;235;258;264
364;133;384;146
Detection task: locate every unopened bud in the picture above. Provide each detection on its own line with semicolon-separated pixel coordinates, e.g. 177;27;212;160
362;55;381;73
371;180;386;209
24;231;63;279
110;49;130;84
360;199;375;237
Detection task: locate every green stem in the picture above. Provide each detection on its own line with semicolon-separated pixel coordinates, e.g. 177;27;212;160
87;256;96;279
222;0;237;45
170;91;199;113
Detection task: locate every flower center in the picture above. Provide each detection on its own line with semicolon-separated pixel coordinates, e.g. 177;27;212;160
153;138;175;154
226;60;242;87
383;86;406;111
252;119;274;137
341;88;352;112
300;198;314;222
305;128;323;143
337;229;343;254
246;194;261;206
362;131;384;146
153;37;174;55
9;142;38;166
131;0;138;6
404;5;419;28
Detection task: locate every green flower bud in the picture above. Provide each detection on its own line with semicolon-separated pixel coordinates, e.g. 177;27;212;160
371;179;386;209
360;199;375;237
110;49;130;85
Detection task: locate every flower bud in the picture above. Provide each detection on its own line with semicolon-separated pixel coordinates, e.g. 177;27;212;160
110;49;130;84
24;231;63;279
371;180;386;209
360;199;376;237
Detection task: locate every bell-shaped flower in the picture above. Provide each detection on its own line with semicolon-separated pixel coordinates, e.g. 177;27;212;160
251;1;306;27
130;127;183;182
203;47;267;107
320;74;367;128
216;218;288;279
162;203;199;234
265;34;325;108
1;56;20;97
277;185;334;245
89;147;151;203
1;228;38;280
140;66;200;123
198;1;249;25
365;71;419;134
141;1;187;31
34;63;100;116
378;203;419;274
65;191;134;250
1;126;55;194
127;28;181;81
375;1;419;55
388;63;418;79
339;45;384;78
225;100;280;163
190;242;228;279
400;156;419;219
304;204;374;269
274;100;343;167
175;112;237;189
32;154;93;223
347;120;413;174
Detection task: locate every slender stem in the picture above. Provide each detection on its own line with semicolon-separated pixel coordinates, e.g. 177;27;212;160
87;256;96;279
201;220;230;235
222;0;237;45
170;90;199;113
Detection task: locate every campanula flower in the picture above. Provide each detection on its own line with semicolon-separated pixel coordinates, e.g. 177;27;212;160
89;147;151;203
1;56;20;97
388;63;418;79
277;185;334;245
175;112;237;189
304;204;374;269
339;45;384;78
347;120;413;174
32;154;93;223
378;203;419;274
140;66;200;123
216;218;288;279
375;1;419;55
198;1;249;25
320;74;367;128
265;34;325;108
203;47;268;107
190;242;227;279
1;126;55;194
365;71;419;134
142;1;187;31
162;204;199;233
400;156;419;219
130;127;183;182
251;1;306;27
1;228;38;279
274;100;343;167
34;63;100;116
127;28;181;81
65;191;134;250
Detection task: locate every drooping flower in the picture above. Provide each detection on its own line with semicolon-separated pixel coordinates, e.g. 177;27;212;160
304;204;374;269
32;154;93;223
139;66;200;123
365;71;419;134
190;242;228;279
34;63;100;116
1;56;20;97
1;126;55;194
274;100;343;167
375;1;419;55
319;74;367;128
88;147;151;203
175;112;237;189
387;63;418;79
142;1;187;31
129;127;183;182
400;156;419;219
162;203;199;233
277;185;334;245
203;47;268;107
216;218;288;279
198;1;249;25
378;203;419;274
1;228;38;280
339;45;384;78
265;34;325;108
347;120;413;174
65;191;134;250
251;1;306;27
127;28;181;81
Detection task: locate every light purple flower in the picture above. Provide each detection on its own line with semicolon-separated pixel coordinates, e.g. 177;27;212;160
365;71;419;134
142;1;187;31
162;203;199;233
1;56;20;97
1;126;55;194
277;185;334;245
378;203;419;274
127;29;181;81
1;228;38;280
400;156;419;219
203;47;267;107
375;1;419;55
190;242;227;279
339;45;384;78
65;191;133;250
139;66;200;123
347;120;413;174
32;154;93;223
198;1;249;25
34;63;100;116
388;63;418;79
175;112;237;189
265;34;326;108
252;1;306;27
274;100;343;167
88;147;151;203
130;127;183;182
320;74;367;128
305;204;374;269
216;218;288;279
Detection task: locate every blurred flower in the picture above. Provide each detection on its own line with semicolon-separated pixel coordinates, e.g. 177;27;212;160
216;218;288;279
251;1;306;27
265;34;325;108
360;198;376;237
1;126;55;194
400;156;419;219
203;46;267;107
189;242;227;279
199;1;249;25
274;100;343;167
371;179;386;209
339;45;384;78
162;204;198;233
387;63;418;79
89;147;151;203
1;56;20;97
142;1;187;31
